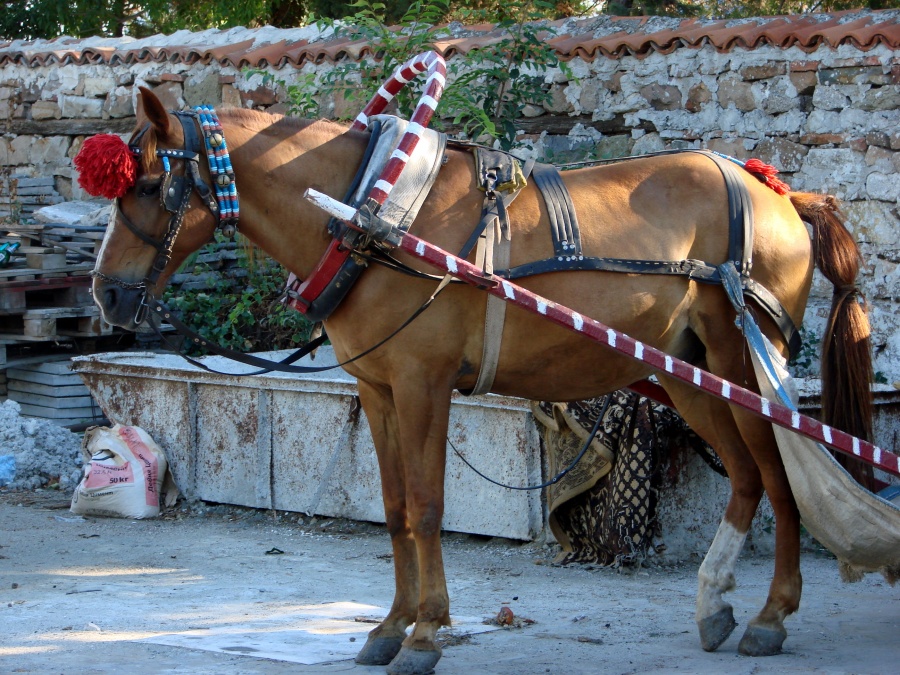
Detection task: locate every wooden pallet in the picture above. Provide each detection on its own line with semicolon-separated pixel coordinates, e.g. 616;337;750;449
0;305;112;339
0;275;92;312
5;222;104;262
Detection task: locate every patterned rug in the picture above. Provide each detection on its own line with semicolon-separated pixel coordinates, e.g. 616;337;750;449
532;391;722;567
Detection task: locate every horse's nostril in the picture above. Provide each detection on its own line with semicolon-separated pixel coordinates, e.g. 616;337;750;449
103;286;118;309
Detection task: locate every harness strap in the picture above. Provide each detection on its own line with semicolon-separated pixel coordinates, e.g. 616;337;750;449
466;158;534;396
532;163;582;258
700;151;754;275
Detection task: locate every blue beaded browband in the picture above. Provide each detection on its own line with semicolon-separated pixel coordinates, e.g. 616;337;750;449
128;105;239;239
100;106;240;323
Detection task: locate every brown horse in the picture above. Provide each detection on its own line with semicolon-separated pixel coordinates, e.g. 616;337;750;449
89;88;872;674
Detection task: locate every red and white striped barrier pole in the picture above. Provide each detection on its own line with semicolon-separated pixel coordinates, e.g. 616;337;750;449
351;51;446;206
303;187;900;479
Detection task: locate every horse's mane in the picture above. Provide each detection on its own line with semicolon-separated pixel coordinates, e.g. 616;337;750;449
136;108;359;171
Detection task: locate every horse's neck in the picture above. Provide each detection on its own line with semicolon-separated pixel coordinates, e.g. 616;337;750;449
224;113;365;279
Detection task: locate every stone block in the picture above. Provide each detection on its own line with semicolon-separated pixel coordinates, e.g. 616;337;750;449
544;83;572;114
640;83;681;111
221;84;242;109
811;85;849;111
240;85;277;108
685;83;711;112
844;200;900;249
866;172;900;202
603;71;624;94
790;70;817;96
30;100;61;120
59;94;103;118
595;134;631;160
741;63;786;81
631;132;665;155
28;136;72;165
860;85;900;112
753;137;808;172
578;80;601;112
717;77;756;111
866;131;891;148
82;74;116;98
705;137;748;160
103;87;134;118
819;65;890;86
185;71;221;106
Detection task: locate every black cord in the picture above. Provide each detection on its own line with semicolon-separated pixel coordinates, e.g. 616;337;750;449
448;395;613;491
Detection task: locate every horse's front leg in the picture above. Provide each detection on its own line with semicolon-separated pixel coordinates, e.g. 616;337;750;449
383;380;453;675
354;379;420;667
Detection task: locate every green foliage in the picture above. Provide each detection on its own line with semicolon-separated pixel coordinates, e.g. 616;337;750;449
277;0;570;150
162;239;314;354
442;1;572;150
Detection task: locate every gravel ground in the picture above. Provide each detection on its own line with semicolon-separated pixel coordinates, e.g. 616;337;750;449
1;491;897;675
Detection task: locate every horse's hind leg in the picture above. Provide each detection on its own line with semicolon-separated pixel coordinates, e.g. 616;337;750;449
728;406;802;656
354;379;418;666
658;376;764;652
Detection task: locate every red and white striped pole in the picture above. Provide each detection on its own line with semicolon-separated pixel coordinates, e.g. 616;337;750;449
303;187;900;479
351;51;446;206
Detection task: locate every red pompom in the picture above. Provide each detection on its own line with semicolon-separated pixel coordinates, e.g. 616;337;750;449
744;158;791;195
74;134;138;200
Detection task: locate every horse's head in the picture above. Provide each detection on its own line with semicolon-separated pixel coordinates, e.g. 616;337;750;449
83;87;226;330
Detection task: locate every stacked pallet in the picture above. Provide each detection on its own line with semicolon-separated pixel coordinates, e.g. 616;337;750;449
5;358;105;427
1;175;64;221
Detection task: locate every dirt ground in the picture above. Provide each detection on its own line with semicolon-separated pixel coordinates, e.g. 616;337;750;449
1;491;897;675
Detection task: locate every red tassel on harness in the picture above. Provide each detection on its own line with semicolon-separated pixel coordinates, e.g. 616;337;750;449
74;134;138;200
744;158;791;196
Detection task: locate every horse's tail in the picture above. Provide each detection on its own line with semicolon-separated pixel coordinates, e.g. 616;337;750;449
789;192;875;487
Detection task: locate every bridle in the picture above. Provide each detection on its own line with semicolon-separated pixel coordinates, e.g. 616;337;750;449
92;107;239;324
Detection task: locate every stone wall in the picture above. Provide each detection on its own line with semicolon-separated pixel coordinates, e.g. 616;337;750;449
1;21;898;381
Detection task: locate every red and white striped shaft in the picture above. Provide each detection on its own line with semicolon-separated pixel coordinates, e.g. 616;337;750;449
350;51;446;206
303;185;899;478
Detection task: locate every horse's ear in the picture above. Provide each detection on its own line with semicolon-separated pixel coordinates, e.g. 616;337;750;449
137;86;170;138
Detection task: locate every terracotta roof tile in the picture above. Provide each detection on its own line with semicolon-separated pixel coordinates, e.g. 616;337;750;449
0;9;896;69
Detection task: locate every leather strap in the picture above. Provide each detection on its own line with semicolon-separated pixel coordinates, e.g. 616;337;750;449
532;163;582;259
471;222;510;396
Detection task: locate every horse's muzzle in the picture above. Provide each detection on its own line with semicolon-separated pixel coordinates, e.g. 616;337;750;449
92;278;145;331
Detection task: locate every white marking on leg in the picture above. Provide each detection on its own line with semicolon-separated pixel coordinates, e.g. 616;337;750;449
446;256;457;273
721;380;731;399
823;426;833;444
415;241;425;256
634;341;644;360
697;520;747;621
537;301;547;315
606;329;616;347
693;368;702;385
665;355;673;373
502;281;515;299
791;411;800;429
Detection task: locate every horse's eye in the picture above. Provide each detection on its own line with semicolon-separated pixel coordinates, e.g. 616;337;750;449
138;182;161;198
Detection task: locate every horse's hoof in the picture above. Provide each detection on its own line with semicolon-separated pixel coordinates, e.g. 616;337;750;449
386;645;442;675
355;636;404;666
697;607;738;652
738;623;786;656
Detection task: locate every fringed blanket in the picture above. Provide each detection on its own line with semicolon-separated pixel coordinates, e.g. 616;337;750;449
532;391;721;567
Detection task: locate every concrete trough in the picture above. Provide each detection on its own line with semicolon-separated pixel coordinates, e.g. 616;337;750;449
71;349;544;541
71;349;900;558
